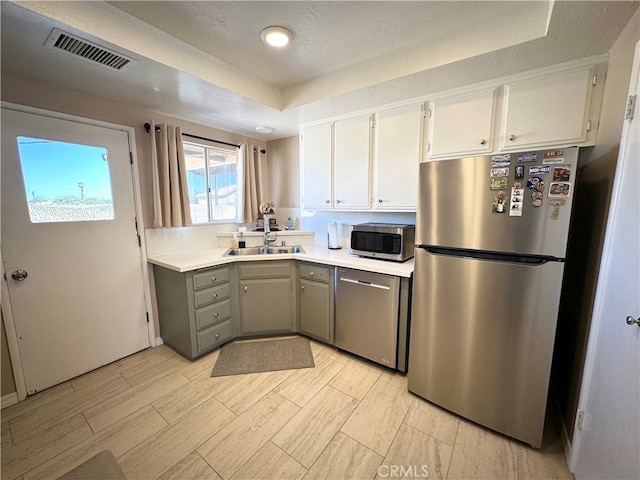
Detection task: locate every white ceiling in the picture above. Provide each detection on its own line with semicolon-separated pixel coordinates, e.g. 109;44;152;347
1;1;638;140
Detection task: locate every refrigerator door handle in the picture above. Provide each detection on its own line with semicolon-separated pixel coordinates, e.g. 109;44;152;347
420;246;559;265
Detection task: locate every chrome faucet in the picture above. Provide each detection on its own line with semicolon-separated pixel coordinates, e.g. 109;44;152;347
263;213;275;248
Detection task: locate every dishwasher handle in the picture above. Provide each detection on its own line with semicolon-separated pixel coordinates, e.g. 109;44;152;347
339;276;391;290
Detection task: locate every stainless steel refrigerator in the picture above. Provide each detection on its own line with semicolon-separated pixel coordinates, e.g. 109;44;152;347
408;147;579;447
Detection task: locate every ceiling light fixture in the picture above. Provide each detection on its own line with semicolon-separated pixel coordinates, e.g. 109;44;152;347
255;126;275;134
261;26;293;48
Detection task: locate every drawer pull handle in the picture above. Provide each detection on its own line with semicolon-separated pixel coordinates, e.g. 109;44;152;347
215;333;220;339
243;286;248;292
213;293;218;298
211;276;217;281
301;285;305;291
214;312;219;317
309;271;314;276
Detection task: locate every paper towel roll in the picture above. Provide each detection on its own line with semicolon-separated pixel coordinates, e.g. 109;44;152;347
328;222;341;249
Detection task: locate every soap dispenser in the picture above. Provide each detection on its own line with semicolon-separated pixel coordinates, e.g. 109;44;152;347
232;233;239;248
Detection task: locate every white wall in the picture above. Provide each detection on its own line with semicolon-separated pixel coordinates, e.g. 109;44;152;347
567;7;640;476
571;38;639;478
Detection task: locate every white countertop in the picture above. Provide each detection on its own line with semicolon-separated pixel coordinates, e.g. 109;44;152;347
147;244;414;277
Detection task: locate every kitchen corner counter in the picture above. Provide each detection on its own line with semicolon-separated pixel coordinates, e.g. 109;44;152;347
147;245;414;277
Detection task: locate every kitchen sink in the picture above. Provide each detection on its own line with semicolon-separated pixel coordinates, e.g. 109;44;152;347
223;245;305;256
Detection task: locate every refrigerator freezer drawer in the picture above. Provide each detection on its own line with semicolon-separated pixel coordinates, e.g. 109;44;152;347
407;248;565;447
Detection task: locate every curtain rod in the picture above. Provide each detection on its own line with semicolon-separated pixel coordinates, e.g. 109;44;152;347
144;122;240;149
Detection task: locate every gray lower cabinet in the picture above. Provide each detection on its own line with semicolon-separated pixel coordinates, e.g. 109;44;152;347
153;264;236;359
239;261;294;335
298;262;334;344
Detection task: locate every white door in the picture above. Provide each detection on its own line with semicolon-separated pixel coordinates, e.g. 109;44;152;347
375;103;422;209
570;41;640;479
501;66;593;150
428;88;495;159
1;109;150;395
334;114;371;210
301;123;332;209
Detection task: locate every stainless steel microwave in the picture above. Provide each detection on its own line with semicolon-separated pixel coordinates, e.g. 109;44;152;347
350;223;415;262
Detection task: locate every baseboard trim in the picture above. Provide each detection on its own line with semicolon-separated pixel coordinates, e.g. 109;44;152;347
1;392;19;409
549;386;574;472
155;337;164;346
561;416;574;471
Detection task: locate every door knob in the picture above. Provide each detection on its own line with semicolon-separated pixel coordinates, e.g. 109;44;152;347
11;270;28;281
626;316;640;327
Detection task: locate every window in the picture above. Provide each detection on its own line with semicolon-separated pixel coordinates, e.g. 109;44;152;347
183;140;239;223
16;136;115;223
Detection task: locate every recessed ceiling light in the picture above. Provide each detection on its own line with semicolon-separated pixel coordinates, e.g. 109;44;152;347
255;126;275;134
260;26;293;48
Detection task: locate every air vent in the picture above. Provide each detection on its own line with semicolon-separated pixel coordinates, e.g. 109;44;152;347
45;28;135;71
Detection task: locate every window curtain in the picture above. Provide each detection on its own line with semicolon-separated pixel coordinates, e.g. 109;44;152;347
150;121;193;227
240;143;265;223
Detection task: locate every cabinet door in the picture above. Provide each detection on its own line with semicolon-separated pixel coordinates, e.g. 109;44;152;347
375;104;423;210
299;279;332;343
428;89;495;159
334;115;371;209
301;123;332;209
501;66;593;150
240;278;292;334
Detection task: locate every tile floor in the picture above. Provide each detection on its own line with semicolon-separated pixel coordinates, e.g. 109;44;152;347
1;338;574;480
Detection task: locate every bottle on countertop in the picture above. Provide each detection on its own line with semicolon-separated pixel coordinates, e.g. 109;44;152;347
238;231;246;248
232;233;239;248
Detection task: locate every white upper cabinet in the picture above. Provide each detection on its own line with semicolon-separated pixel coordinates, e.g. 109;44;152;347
374;103;423;210
300;58;605;209
301;123;332;209
427;88;496;159
333;114;372;210
500;65;594;150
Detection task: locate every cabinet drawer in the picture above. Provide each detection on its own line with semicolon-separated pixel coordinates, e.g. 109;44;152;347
299;263;330;283
197;319;233;354
195;298;232;331
194;283;231;308
193;267;230;291
239;261;290;279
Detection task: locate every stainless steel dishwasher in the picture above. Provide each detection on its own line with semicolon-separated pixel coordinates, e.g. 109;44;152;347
334;267;400;369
